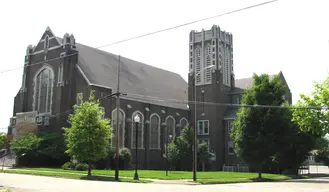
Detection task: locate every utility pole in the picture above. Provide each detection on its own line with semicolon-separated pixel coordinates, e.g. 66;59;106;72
115;55;121;181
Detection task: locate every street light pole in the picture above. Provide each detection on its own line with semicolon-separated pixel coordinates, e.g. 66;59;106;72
133;114;140;180
166;134;172;176
192;64;215;181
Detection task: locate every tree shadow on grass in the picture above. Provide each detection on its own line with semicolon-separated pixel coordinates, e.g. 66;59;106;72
80;175;123;182
79;175;148;183
250;178;278;182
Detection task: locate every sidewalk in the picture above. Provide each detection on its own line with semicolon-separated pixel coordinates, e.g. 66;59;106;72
2;168;199;185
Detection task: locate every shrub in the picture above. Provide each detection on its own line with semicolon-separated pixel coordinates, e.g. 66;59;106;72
61;162;72;170
120;147;132;163
75;163;89;171
112;147;132;169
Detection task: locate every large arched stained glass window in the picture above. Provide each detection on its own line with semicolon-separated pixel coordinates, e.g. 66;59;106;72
33;66;54;114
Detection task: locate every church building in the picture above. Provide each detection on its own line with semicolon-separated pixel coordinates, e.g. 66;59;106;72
7;25;292;170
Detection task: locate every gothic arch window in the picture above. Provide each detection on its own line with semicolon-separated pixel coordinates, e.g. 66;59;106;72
165;116;175;139
149;113;160;149
180;118;188;129
179;117;188;135
44;35;49;49
111;108;126;148
195;47;201;84
205;44;212;83
57;64;63;85
131;111;144;149
33;65;54;114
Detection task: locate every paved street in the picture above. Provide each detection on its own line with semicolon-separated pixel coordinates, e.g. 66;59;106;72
0;172;329;192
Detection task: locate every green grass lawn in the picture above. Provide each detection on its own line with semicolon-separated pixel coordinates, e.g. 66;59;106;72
0;187;12;192
5;167;329;184
8;167;287;180
4;169;150;184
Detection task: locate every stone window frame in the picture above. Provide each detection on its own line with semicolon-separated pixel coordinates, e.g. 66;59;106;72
197;120;209;135
111;108;126;148
165;115;176;138
32;65;54;115
44;35;50;49
76;93;83;105
149;113;161;150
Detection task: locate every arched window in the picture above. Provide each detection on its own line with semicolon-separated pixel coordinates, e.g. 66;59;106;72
44;35;49;49
180;118;188;128
149;113;160;149
205;44;212;83
131;111;144;149
57;64;63;85
165;116;175;139
111;108;126;148
195;47;201;84
33;66;54;114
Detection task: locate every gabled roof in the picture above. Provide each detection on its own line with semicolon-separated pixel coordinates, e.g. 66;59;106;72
75;43;189;110
234;74;277;90
231;72;286;94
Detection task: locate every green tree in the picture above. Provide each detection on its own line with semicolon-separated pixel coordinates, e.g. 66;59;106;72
231;74;289;179
0;132;7;149
11;133;42;156
37;133;68;160
314;137;329;166
198;141;214;171
292;76;329;136
171;126;213;171
63;91;112;176
166;141;180;170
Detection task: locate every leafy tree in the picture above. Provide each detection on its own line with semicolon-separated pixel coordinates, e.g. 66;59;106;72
63;91;112;176
198;141;214;171
36;132;67;159
0;132;8;149
10;133;42;156
166;141;179;170
171;126;213;171
272;126;316;175
314;137;329;166
292;76;329;136
231;74;289;179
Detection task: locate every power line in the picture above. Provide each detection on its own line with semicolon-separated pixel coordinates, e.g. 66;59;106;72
0;0;278;75
96;0;279;48
8;90;328;131
122;93;329;110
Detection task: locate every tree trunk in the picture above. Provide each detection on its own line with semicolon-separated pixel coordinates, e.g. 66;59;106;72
202;163;205;172
88;162;91;176
258;171;262;179
258;164;262;179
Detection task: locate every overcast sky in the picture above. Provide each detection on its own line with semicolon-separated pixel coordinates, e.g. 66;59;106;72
0;0;328;131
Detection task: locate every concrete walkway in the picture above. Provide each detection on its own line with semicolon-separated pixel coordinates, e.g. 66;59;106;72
0;172;329;192
2;167;198;185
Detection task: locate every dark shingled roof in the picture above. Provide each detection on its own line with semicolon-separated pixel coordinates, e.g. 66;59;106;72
75;43;189;110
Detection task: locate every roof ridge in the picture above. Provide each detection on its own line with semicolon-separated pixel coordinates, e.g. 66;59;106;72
235;72;279;81
73;40;183;78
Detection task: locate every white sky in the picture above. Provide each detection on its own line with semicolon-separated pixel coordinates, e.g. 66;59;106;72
0;0;328;131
